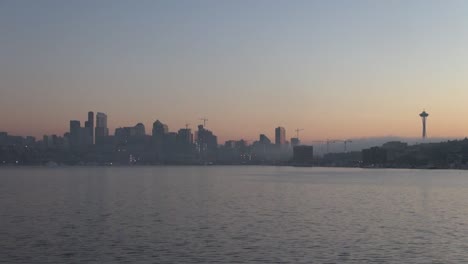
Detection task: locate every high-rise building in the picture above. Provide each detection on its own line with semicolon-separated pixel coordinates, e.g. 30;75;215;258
115;123;146;145
275;126;286;145
70;120;80;134
69;112;96;148
69;120;81;149
134;123;145;136
95;112;109;145
152;120;169;159
174;128;194;161
196;125;218;160
259;134;271;145
84;111;94;144
96;112;108;134
177;128;193;145
152;120;168;138
164;132;178;158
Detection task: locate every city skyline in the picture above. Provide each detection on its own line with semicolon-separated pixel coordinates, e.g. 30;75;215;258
3;1;468;141
1;109;458;148
0;108;463;144
1;109;466;166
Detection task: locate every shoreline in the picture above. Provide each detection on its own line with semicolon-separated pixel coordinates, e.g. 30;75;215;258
1;163;467;171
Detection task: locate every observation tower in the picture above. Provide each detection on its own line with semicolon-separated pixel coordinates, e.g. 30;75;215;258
419;110;429;139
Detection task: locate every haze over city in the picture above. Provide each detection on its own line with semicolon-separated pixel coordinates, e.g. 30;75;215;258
6;2;468;263
2;0;468;142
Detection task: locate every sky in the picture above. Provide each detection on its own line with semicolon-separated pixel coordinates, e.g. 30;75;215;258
2;0;468;143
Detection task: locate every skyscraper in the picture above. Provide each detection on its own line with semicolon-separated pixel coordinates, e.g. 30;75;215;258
69;120;81;149
196;125;218;161
114;123;146;146
134;123;146;136
275;127;286;145
96;112;108;133
95;112;109;145
259;134;271;145
70;120;80;134
176;128;194;160
177;128;193;145
152;120;168;138
84;111;94;144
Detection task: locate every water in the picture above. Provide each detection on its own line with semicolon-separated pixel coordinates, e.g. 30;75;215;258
2;166;468;263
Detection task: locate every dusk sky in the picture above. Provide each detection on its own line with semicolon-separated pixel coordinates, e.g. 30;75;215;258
2;0;468;142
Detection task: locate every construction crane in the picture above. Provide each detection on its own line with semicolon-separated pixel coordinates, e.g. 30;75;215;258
295;129;304;139
199;117;208;127
343;140;352;152
331;139;353;152
309;140;328;155
310;140;327;143
326;139;339;153
325;139;356;152
309;139;340;153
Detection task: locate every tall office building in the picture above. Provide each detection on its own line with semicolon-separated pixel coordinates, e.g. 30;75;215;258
152;120;168;139
196;125;218;160
115;123;146;145
70;120;81;134
152;120;169;159
95;112;109;145
177;128;193;145
275;127;286;145
134;123;146;136
69;120;81;149
259;134;271;145
84;111;94;144
69;112;95;148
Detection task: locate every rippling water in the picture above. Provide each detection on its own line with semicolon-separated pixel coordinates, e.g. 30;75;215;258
2;166;468;263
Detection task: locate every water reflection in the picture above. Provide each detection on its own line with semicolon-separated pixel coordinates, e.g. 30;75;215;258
1;167;468;263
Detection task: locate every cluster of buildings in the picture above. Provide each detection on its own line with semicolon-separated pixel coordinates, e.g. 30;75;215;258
0;111;314;165
4;110;453;168
361;140;468;169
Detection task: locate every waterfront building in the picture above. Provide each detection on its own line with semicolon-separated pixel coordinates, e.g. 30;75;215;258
275;127;286;145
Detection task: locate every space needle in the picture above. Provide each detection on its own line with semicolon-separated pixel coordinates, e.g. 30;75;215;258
419;110;429;139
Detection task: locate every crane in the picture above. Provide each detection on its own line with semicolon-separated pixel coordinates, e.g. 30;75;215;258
309;140;328;155
308;139;340;153
331;139;353;152
307;139;353;154
343;140;353;152
199;117;208;127
295;128;304;139
326;139;339;153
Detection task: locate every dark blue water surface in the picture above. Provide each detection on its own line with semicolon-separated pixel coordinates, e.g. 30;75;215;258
2;166;468;263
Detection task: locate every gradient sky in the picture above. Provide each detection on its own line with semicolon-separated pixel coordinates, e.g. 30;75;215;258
2;0;468;143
